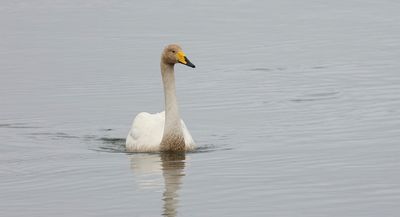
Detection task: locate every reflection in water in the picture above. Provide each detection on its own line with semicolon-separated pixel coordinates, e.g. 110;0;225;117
161;152;186;217
129;152;186;217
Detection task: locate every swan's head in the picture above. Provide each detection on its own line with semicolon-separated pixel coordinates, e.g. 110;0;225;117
162;44;195;68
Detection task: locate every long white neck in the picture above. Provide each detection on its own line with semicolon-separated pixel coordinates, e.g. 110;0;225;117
160;63;184;140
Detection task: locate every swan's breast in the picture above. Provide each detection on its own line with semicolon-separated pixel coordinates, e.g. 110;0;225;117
160;133;186;152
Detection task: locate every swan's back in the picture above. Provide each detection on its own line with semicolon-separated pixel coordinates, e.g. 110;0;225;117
126;111;195;152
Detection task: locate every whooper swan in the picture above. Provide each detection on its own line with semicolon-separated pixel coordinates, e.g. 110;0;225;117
126;44;196;152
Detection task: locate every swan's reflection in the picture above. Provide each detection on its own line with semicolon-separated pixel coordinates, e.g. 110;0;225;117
160;152;185;217
129;152;186;217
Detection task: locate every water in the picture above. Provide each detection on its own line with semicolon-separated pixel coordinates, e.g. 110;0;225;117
1;1;400;216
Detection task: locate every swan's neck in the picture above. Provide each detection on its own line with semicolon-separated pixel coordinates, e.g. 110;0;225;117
160;63;185;151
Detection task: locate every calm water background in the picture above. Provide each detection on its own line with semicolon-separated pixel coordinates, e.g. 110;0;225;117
1;1;400;216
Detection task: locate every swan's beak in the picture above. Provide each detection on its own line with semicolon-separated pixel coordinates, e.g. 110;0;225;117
177;51;196;68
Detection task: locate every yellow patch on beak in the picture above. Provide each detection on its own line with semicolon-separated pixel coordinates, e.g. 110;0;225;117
176;51;187;64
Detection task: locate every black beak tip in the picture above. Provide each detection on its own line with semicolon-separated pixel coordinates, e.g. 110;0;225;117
184;56;196;68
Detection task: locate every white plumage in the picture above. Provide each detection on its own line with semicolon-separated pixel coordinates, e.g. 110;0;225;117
126;111;195;152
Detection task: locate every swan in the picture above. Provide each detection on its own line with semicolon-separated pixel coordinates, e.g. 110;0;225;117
126;44;196;152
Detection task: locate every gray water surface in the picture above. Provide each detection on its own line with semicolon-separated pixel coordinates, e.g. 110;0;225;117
1;1;400;216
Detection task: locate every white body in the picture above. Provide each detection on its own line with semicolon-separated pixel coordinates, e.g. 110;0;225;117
126;111;195;152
